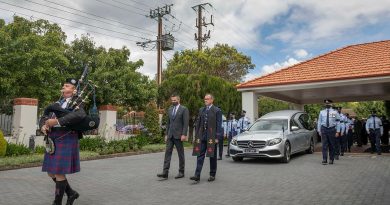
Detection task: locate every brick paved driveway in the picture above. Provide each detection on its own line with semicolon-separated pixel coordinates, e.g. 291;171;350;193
1;150;389;205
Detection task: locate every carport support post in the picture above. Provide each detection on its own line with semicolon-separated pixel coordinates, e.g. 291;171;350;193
242;92;258;122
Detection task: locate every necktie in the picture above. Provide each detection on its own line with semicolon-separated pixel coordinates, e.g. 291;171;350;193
373;117;376;129
326;109;329;127
172;106;177;117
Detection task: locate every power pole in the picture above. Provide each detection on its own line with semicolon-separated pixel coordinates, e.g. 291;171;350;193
192;3;214;51
137;5;173;85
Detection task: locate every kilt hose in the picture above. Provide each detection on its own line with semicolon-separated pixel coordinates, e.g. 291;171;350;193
42;130;80;174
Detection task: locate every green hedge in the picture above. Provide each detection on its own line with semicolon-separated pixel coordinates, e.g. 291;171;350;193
79;134;150;155
0;130;6;157
5;143;31;157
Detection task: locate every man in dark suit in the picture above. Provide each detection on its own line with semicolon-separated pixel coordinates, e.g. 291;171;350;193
190;94;223;183
157;94;189;179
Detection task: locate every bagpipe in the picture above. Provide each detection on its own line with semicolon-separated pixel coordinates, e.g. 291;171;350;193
42;64;100;154
45;64;100;131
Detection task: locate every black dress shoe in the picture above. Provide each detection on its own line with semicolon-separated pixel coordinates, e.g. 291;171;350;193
174;173;184;179
217;157;222;160
225;154;230;157
207;176;215;182
322;160;327;165
190;176;200;182
157;173;168;179
66;191;79;205
378;152;382;155
340;153;344;156
329;160;334;164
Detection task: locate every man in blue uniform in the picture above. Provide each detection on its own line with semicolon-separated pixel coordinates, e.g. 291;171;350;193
334;107;345;160
317;99;340;165
223;113;237;158
345;113;354;152
237;110;251;133
366;110;383;155
40;78;85;205
191;94;223;182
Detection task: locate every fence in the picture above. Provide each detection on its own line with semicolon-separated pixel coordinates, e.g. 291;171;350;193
0;114;13;136
116;111;145;135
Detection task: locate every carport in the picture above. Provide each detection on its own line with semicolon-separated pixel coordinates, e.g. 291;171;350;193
237;40;390;121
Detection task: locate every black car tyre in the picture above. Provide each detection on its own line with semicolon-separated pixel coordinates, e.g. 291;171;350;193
281;142;291;163
232;156;243;162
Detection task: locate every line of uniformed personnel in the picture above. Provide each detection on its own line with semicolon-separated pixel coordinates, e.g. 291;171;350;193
317;99;386;165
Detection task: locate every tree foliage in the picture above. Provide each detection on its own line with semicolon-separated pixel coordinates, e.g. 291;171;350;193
164;44;255;82
0;16;156;112
159;74;241;140
143;101;161;143
354;101;385;119
258;96;290;117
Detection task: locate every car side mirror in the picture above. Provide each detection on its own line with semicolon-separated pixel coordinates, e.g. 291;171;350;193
291;126;299;131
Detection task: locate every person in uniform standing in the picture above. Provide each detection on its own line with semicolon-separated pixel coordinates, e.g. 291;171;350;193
380;115;389;152
334;107;345;159
40;78;85;205
191;94;223;182
345;113;354;152
366;110;383;155
317;99;340;165
237;110;251;134
223;113;237;158
157;94;189;179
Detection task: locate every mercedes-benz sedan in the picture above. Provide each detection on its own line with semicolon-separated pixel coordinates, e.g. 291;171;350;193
229;110;316;163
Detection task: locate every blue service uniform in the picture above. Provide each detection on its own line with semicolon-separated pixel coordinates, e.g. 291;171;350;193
346;117;354;151
317;108;340;162
237;116;251;133
223;119;237;156
335;113;346;157
365;115;383;154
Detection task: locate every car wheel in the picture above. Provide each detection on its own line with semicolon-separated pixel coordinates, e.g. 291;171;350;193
232;157;243;162
306;138;314;154
281;142;291;163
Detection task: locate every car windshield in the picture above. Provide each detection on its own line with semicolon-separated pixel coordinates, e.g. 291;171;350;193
249;119;288;131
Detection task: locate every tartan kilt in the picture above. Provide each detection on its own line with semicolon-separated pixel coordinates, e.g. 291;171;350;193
42;130;80;174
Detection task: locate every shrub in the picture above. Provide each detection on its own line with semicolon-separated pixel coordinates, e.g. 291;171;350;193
135;134;149;150
0;130;7;157
34;145;46;154
79;136;106;152
5;143;31;156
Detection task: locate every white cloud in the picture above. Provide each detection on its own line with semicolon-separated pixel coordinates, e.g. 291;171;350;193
261;57;300;75
293;49;309;59
1;0;390;80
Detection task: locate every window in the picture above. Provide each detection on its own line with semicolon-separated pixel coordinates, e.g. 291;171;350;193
298;114;311;130
249;119;288;131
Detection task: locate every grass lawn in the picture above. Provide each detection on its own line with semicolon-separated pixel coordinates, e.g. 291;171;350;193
0;151;99;167
0;143;196;170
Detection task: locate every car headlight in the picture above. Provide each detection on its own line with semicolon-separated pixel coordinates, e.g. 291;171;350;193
231;138;238;146
268;138;282;146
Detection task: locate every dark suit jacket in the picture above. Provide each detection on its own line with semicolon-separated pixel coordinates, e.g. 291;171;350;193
195;105;223;141
166;105;189;139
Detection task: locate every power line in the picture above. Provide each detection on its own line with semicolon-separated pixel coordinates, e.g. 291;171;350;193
111;0;148;12
0;7;140;43
23;0;155;38
40;0;155;35
94;0;146;17
0;1;152;41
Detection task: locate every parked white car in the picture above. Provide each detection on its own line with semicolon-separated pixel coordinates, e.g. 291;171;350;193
229;110;316;163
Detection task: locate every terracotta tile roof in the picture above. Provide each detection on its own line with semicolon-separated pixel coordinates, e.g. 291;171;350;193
237;40;390;89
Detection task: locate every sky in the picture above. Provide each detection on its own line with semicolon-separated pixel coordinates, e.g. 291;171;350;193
1;0;390;82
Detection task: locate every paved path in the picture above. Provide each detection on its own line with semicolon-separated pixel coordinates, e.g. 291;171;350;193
1;150;390;205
